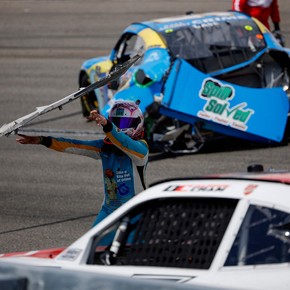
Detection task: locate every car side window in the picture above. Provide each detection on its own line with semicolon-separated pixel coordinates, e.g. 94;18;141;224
225;205;290;266
87;198;237;269
115;33;145;64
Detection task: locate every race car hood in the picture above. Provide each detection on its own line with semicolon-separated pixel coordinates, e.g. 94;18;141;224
161;57;289;143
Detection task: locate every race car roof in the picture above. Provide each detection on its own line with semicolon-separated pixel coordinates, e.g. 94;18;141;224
138;11;251;34
150;167;290;187
143;172;290;208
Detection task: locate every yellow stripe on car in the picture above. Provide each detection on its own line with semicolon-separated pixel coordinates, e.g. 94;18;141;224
139;28;166;49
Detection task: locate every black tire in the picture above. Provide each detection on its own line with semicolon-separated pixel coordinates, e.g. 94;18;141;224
80;74;98;117
280;115;290;145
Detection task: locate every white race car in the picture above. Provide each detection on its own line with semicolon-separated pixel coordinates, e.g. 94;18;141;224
1;165;290;290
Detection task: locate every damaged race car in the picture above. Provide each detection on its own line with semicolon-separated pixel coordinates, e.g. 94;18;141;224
79;11;290;154
1;165;290;290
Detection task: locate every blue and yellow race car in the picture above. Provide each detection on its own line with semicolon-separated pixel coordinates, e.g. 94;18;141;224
79;11;290;154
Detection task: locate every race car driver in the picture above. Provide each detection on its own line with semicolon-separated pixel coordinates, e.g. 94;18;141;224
16;100;149;227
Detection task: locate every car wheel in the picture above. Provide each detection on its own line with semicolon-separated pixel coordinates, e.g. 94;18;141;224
280;114;290;145
80;74;98;117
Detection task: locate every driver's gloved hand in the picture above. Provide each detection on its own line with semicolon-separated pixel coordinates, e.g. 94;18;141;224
272;30;286;47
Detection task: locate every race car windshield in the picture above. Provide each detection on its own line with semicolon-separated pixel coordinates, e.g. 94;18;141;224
163;19;266;73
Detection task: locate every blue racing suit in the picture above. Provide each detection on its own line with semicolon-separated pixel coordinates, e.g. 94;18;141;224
41;121;149;226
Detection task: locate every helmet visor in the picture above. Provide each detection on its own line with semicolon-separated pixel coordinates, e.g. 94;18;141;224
109;117;141;129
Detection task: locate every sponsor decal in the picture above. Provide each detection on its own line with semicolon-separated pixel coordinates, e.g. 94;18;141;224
198;78;254;131
118;183;130;196
244;25;253;31
116;170;132;184
164;184;229;192
244;184;258;195
58;248;82;261
144;51;161;63
158;15;247;31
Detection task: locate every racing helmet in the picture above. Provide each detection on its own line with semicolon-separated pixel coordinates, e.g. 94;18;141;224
108;100;144;139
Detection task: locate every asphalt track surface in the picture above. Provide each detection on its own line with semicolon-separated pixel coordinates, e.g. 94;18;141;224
0;0;290;254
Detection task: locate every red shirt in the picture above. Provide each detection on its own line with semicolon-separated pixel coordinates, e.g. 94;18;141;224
232;0;280;29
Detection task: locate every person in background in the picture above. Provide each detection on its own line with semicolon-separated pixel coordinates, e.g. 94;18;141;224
16;100;149;227
232;0;285;46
